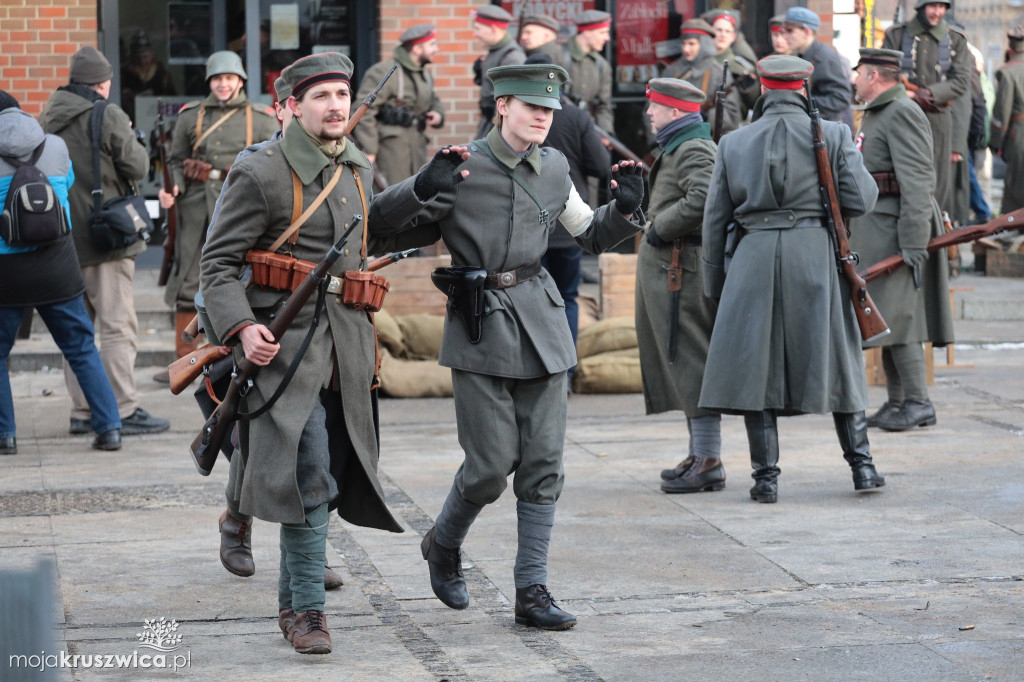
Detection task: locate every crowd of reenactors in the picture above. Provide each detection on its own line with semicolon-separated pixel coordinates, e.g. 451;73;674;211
131;1;1024;654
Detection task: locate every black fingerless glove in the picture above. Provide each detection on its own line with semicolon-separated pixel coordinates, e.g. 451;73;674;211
611;163;645;216
645;227;670;249
414;146;465;201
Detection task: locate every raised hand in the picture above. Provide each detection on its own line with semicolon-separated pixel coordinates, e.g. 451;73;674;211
610;160;645;216
414;145;471;200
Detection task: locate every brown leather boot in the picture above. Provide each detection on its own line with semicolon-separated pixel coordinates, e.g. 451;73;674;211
278;608;296;640
324;566;344;590
288;611;332;654
219;510;255;577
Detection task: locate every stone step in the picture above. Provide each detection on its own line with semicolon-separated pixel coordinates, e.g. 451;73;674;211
7;329;177;373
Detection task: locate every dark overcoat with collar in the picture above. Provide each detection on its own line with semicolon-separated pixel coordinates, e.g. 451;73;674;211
635;122;718;416
368;126;640;379
849;84;954;348
699;90;878;415
200;124;410;531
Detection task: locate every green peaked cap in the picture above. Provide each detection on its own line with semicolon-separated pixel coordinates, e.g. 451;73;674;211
487;64;568;109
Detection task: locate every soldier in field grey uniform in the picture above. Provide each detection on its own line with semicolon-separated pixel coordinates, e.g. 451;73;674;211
699;56;885;504
633;79;723;495
352;24;445;187
472;5;525;138
990;27;1024;214
668;19;741;137
564;10;615;133
369;64;645;630
849;48;954;432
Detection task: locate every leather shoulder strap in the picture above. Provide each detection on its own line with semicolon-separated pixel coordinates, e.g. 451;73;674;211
268;164;344;253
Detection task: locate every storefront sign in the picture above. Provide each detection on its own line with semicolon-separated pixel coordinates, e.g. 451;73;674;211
500;1;595;33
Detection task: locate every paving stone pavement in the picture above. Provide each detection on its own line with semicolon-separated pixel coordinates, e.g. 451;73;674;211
1;273;1024;680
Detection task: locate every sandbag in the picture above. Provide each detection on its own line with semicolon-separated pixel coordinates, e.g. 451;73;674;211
577;294;599;333
576;316;637;359
374;309;404;357
378;349;453;398
573;348;643;394
396;313;445;360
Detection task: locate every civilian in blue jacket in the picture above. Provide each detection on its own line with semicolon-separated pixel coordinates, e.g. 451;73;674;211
0;91;121;454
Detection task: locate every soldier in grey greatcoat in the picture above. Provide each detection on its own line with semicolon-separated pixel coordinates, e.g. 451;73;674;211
990;27;1024;214
883;0;971;218
200;53;410;656
849;48;955;432
352;24;445;188
368;64;645;630
564;10;615;133
668;19;741;137
160;51;278;356
472;5;525;138
706;11;760;119
699;56;885;504
634;79;722;495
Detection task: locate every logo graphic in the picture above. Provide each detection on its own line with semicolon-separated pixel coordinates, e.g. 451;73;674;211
136;618;183;652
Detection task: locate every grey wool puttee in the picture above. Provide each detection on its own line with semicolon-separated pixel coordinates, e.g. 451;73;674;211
433;483;484;550
515;500;555;588
279;502;329;612
688;414;721;460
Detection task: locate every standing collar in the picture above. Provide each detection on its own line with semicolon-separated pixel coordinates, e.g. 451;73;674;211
281;123;368;185
484;126;543;174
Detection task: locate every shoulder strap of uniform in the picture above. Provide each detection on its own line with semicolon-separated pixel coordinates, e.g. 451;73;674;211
269;164;344;253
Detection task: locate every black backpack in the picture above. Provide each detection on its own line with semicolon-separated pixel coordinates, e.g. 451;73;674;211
0;141;71;248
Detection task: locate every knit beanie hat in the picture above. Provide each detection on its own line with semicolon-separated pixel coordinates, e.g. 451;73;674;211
69;46;114;85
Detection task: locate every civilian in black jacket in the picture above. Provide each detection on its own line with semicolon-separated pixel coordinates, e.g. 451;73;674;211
785;7;854;129
525;54;611;378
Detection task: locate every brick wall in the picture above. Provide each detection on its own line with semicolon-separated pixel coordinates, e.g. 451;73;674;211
378;0;481;151
807;0;835;47
0;0;98;116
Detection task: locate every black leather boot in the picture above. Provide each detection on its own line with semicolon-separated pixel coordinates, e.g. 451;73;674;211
660;457;726;493
744;411;780;503
420;526;469;610
514;584;577;630
866;400;902;428
834;412;886;491
875;399;936;432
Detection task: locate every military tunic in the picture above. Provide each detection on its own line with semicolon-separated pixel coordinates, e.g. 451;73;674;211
368;127;639;503
352;47;445;186
849;84;954;348
714;47;760;119
199;127;405;531
883;17;971;218
476;34;526;138
635;122;718;416
699;91;878;415
990;53;1024;213
165;92;277;310
564;36;614;132
669;55;741;137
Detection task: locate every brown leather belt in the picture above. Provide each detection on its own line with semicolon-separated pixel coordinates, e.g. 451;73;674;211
485;261;542;290
872;171;900;197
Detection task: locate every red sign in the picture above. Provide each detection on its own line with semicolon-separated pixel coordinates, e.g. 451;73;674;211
500;1;596;32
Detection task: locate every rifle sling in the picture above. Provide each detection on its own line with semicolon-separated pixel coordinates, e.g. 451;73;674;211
235;278;329;421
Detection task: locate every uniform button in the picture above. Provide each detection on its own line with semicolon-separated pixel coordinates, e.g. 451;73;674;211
341;197;347;205
343;222;349;229
344;248;350;256
763;217;769;223
266;150;274;156
787;213;795;221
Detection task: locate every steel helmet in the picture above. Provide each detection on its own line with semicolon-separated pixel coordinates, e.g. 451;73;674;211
914;0;951;9
205;50;247;81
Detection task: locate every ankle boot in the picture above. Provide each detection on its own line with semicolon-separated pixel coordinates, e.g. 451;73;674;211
288;610;331;654
744;410;780;503
660;457;726;493
875;399;936;432
866;399;902;428
834;412;886;491
219;509;255;577
514;584;577;630
420;526;469;609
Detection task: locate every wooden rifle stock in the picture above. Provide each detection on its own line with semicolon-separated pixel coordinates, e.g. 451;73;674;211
713;60;728;143
188;217;362;476
168;344;230;395
593;125;650;177
156;106;178;286
345;64;398;138
806;81;890;343
864;208;1024;284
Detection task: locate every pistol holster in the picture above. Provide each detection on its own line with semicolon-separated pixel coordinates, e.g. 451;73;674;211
431;266;487;344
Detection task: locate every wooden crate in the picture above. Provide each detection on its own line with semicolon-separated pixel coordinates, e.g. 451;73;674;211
863;344;935;386
984;248;1024;278
380;255;451;317
598;253;638;319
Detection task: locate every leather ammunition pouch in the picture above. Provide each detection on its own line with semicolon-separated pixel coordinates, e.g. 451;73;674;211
431;266;487;344
183;158;214;183
245;250;390;312
378;106;420;128
872;171;901;197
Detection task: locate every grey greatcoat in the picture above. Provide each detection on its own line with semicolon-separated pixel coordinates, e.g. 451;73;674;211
849;84;954;348
636;122;718;416
200;126;406;532
699;91;878;415
990;53;1024;213
564;36;615;132
166;92;278;309
476;34;526;138
884;17;971;218
352;48;445;186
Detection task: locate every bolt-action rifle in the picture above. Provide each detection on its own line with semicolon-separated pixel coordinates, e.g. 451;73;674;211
155;105;177;286
806;80;889;343
713;61;728;143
